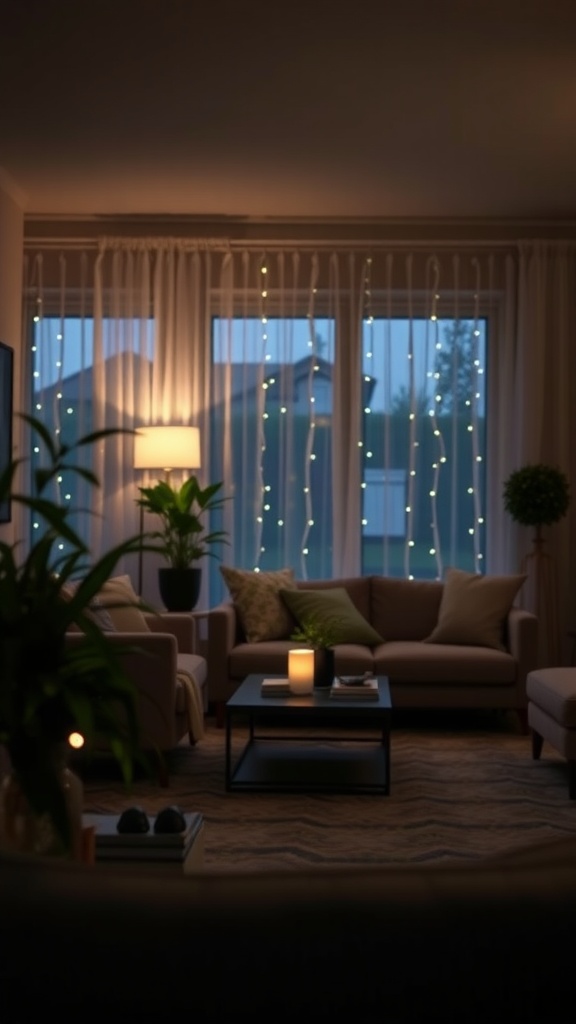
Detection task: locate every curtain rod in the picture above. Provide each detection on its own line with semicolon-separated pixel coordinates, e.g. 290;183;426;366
23;236;527;252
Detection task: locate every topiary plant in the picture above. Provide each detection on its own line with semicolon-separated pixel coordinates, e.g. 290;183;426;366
503;463;570;530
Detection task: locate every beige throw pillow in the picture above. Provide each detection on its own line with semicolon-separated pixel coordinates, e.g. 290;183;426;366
96;574;150;632
220;566;297;642
60;579;116;632
423;568;526;651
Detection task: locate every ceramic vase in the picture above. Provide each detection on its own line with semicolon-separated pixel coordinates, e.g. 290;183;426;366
314;647;335;690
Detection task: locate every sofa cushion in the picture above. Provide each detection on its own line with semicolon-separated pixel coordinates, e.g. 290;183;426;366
220;566;297;642
423;568;525;651
373;640;516;683
281;587;384;646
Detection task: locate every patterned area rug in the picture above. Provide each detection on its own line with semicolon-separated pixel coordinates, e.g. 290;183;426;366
79;710;576;873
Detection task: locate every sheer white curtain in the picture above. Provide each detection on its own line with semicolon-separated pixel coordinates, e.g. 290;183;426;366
91;239;213;606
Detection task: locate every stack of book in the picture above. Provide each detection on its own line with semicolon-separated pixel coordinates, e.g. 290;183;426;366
82;811;204;866
330;676;379;700
261;677;291;697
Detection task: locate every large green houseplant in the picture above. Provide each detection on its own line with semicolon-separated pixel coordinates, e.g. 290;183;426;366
0;415;153;856
136;476;228;610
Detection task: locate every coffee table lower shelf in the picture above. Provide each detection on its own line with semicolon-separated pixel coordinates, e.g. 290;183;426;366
227;737;389;794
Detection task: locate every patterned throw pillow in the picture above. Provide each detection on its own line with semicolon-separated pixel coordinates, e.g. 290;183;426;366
219;566;297;642
423;567;526;651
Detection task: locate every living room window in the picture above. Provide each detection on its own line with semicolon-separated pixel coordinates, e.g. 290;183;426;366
25;244;493;607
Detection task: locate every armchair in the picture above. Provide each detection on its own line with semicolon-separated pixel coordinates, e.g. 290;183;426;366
65;612;207;786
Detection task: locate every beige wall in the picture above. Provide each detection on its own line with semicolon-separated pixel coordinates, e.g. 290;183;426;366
0;181;24;545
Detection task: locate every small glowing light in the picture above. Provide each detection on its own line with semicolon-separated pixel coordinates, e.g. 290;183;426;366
68;732;84;750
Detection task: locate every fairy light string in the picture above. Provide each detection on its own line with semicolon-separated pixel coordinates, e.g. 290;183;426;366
404;253;417;579
426;256;446;580
254;254;269;571
361;256;374;541
299;254;320;579
470;257;484;572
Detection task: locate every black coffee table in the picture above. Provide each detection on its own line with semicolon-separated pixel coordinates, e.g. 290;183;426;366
225;674;392;795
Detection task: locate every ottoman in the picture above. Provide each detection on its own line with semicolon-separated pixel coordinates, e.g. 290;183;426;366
526;668;576;798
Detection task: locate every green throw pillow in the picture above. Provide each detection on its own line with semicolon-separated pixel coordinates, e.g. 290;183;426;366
280;587;384;646
423;567;526;651
220;566;297;642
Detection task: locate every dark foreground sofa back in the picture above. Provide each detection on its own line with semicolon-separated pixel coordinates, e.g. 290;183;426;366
1;840;576;1022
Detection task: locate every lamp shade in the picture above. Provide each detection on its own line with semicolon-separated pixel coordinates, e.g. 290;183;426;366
134;426;201;471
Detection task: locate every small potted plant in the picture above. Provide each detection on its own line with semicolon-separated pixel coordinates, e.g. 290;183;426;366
136;476;229;611
0;415;153;857
503;462;570;543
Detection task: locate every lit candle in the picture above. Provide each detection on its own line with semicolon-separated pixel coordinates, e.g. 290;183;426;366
288;648;315;695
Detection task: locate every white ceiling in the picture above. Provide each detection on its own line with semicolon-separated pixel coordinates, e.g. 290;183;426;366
2;0;576;221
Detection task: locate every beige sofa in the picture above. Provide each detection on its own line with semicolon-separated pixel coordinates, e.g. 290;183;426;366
207;575;537;726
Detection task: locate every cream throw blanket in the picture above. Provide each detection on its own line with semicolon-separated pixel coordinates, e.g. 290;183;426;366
177;669;205;743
